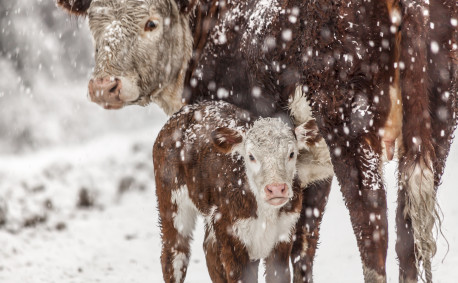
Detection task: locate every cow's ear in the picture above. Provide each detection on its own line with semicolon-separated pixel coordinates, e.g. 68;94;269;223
295;119;322;151
211;127;243;154
57;0;92;16
175;0;198;14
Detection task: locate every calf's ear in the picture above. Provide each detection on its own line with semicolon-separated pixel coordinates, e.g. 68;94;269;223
295;119;322;151
175;0;198;14
211;127;243;154
56;0;92;16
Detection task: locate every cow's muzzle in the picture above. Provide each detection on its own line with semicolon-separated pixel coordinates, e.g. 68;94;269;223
88;77;124;109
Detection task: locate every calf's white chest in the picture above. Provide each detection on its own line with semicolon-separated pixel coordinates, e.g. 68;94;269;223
232;209;299;260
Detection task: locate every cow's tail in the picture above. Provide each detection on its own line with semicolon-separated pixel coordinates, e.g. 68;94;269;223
397;0;457;281
396;1;436;281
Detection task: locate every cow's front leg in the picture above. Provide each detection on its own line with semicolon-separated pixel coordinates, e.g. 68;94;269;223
291;179;332;283
265;242;293;283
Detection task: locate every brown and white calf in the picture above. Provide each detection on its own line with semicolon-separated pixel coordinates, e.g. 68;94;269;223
153;101;320;282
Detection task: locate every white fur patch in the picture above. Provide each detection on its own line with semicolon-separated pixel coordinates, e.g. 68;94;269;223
173;252;188;283
171;185;198;237
233;207;299;260
289;86;314;125
296;141;334;188
289;86;334;187
119;76;140;102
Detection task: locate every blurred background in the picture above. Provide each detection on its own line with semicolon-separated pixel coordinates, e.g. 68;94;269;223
0;1;456;283
0;0;164;154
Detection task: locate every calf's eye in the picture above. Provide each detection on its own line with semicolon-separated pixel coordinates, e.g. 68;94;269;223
289;152;295;158
145;20;158;31
249;154;256;161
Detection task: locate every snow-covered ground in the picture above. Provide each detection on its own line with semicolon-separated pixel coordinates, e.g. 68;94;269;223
0;83;457;282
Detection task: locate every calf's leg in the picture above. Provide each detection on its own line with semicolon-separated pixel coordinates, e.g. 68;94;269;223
157;183;198;283
265;242;293;283
215;229;258;283
291;179;332;283
203;226;227;283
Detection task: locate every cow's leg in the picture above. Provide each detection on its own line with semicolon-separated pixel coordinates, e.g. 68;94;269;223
393;0;457;280
265;242;292;283
304;0;392;280
420;1;458;278
427;0;458;185
203;226;226;283
291;179;332;283
157;185;198;283
329;137;388;282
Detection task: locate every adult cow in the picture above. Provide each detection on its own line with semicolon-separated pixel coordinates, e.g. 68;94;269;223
57;0;457;282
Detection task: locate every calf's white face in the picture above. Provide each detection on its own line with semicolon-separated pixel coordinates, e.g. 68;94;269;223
212;118;300;208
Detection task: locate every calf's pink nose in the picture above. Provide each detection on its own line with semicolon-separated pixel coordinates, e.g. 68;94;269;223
264;183;288;199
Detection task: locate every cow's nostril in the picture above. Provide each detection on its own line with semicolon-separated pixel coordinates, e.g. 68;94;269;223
109;83;118;93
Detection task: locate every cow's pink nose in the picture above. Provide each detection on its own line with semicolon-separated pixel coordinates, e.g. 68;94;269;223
88;77;123;109
264;183;289;205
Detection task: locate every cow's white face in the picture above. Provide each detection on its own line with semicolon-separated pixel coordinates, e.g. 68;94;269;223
58;0;193;113
213;118;300;208
87;0;192;112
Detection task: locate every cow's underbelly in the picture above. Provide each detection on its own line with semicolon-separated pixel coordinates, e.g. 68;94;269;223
381;1;403;161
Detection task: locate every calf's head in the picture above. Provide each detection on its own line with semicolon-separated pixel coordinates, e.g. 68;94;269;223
212;118;316;208
57;0;195;113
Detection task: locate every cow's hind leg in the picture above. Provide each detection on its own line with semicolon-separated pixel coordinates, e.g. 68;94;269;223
395;177;418;283
337;139;388;282
313;133;388;282
157;184;198;283
291;179;332;283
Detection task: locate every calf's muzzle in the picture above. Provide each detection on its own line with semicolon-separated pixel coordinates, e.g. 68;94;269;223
264;183;289;206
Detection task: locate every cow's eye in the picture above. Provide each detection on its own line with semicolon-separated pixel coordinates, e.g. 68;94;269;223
145;20;158;31
289;152;295;159
249;154;256;161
